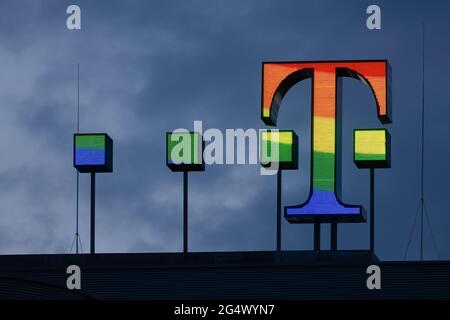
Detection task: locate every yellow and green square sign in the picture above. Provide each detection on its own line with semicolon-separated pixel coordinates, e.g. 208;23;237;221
260;130;298;170
354;129;390;168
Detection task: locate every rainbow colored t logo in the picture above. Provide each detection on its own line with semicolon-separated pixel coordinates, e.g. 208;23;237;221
262;60;391;223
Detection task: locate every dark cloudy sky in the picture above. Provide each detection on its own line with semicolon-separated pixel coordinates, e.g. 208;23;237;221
0;0;449;261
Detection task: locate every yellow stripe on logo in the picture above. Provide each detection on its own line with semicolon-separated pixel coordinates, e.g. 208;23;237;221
313;116;335;154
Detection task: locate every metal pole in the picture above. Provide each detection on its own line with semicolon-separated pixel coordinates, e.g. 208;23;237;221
314;219;320;252
331;221;337;251
90;172;96;255
370;168;375;255
76;63;80;254
183;171;188;253
420;23;425;261
276;170;282;251
76;173;79;254
420;198;424;260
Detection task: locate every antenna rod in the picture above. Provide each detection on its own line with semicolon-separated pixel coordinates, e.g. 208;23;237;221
77;63;80;133
420;24;425;261
76;63;80;254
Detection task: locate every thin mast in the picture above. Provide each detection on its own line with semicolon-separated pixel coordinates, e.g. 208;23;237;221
420;24;425;261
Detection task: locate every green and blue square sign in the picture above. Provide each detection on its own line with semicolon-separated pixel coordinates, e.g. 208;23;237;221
74;133;113;173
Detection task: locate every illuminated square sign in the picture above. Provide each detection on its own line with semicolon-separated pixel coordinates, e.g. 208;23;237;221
74;133;113;173
260;130;298;170
354;129;390;168
166;132;204;172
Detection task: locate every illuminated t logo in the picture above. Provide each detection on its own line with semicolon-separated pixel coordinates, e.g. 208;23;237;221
262;60;391;222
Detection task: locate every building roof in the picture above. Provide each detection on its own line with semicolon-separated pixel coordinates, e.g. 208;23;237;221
0;250;448;299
